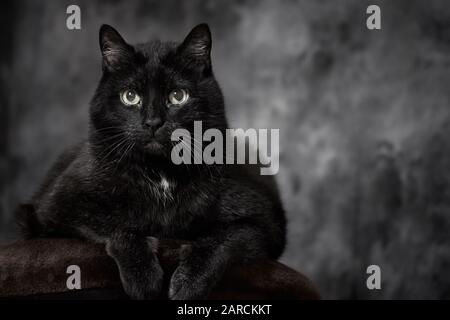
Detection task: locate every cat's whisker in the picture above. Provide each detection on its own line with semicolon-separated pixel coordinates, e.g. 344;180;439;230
93;132;128;144
176;132;224;179
176;139;195;175
95;136;130;168
177;138;215;179
95;136;128;159
92;126;125;134
94;126;124;130
114;140;135;174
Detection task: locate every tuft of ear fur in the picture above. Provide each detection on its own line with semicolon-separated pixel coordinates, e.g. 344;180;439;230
178;24;212;68
99;24;134;72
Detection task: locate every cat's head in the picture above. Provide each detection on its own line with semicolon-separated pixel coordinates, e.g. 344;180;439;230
89;24;226;162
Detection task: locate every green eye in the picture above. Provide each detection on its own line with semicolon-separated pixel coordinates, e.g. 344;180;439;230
120;90;142;106
168;89;189;106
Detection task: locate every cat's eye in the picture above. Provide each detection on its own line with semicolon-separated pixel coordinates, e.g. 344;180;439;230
120;90;142;107
168;89;189;106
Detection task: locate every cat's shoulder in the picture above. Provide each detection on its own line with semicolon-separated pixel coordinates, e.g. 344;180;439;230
223;164;279;194
52;140;96;181
31;140;91;202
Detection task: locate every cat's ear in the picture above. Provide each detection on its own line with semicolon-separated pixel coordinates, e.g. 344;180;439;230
178;24;212;69
99;24;134;72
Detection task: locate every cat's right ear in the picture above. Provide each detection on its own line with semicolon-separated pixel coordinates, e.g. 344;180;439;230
99;24;133;72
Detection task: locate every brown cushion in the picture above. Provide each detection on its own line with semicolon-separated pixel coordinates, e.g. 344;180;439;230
0;238;320;299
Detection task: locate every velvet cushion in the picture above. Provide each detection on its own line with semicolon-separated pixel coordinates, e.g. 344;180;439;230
0;238;319;299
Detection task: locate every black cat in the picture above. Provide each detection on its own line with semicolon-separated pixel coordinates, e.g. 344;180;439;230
16;24;286;299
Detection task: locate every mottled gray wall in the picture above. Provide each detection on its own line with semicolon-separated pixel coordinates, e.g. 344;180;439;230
1;0;450;299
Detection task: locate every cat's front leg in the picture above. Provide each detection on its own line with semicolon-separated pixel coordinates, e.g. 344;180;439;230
169;222;279;300
168;242;227;300
106;232;164;300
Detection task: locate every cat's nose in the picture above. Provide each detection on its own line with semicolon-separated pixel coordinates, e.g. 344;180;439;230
144;118;162;132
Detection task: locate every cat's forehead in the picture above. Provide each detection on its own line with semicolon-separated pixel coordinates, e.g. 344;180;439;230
134;40;178;70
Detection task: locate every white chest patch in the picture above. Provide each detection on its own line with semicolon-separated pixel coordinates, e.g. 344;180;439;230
142;172;175;203
155;175;174;203
160;177;170;191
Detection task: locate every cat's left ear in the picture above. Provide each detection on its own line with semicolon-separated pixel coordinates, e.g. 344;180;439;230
178;24;212;70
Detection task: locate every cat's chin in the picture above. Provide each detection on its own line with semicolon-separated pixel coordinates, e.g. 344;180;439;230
143;141;165;154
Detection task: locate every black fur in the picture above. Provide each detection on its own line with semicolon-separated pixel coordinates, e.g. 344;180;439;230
17;24;286;300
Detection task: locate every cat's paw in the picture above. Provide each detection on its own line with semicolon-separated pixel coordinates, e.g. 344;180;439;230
168;262;211;300
119;259;164;300
106;236;164;300
168;243;229;300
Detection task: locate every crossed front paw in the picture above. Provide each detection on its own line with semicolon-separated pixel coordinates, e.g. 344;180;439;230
119;259;164;300
106;235;165;300
168;262;213;300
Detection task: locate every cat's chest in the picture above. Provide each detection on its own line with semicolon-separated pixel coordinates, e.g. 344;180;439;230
99;170;216;237
111;173;177;205
136;174;174;203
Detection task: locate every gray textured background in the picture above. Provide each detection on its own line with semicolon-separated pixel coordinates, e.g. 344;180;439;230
1;0;450;299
